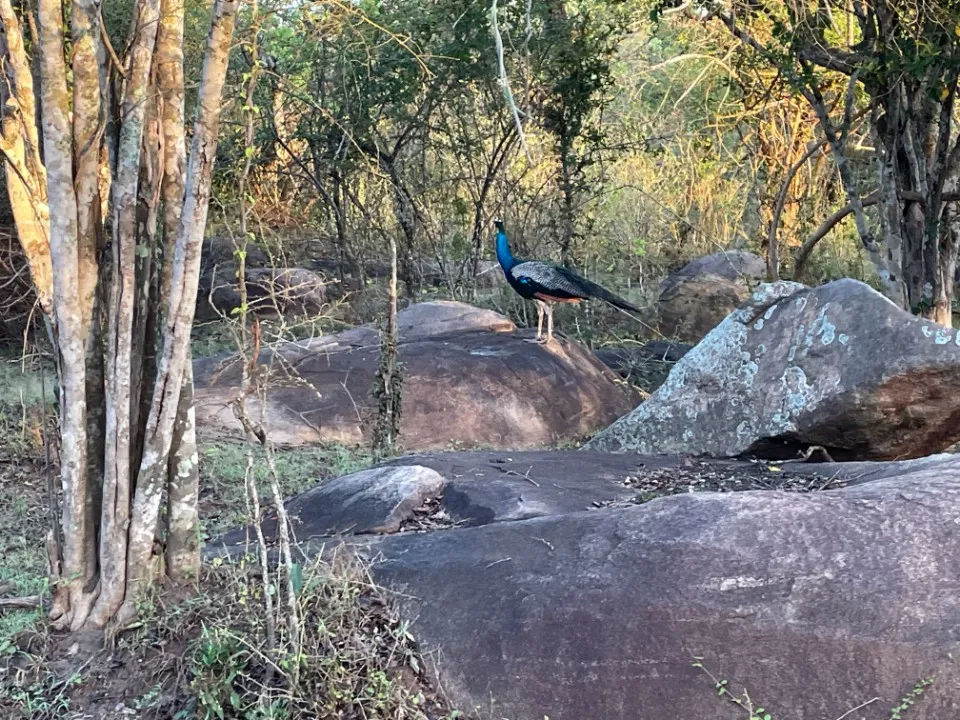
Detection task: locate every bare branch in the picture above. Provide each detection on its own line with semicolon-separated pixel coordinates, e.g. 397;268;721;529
794;191;880;280
491;0;531;163
796;45;863;76
0;595;46;610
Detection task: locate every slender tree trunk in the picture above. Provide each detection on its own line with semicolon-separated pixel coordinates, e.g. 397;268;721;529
165;360;200;580
373;236;400;458
0;0;51;314
131;84;163;477
155;0;199;583
89;0;163;628
119;0;239;622
72;0;108;609
37;0;93;630
388;165;420;298
558;154;576;265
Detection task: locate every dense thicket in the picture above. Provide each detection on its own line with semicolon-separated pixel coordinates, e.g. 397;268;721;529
202;0;871;305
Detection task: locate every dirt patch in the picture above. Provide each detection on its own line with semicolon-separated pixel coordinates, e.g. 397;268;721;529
592;458;841;509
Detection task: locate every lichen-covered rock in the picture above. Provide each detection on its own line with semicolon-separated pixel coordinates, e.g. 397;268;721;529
658;250;767;342
588;279;960;460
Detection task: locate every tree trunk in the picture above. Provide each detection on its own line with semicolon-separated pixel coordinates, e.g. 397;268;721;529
119;0;239;622
0;0;51;314
1;0;238;632
871;80;959;325
88;0;163;629
558;153;576;265
373;236;401;458
155;0;199;583
37;0;92;630
165;360;200;581
388;164;420;299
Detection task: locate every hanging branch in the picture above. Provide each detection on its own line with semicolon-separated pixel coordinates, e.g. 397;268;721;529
767;108;870;279
491;0;531;163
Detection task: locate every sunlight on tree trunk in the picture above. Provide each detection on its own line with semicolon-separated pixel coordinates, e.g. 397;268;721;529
0;0;51;315
0;0;238;631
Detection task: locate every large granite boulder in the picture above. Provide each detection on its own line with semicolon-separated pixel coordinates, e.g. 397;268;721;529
589;279;960;460
658;250;766;342
213;450;960;720
194;301;638;451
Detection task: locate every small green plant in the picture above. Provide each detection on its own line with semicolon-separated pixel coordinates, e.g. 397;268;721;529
191;625;251;719
888;678;933;719
5;671;81;719
133;683;164;711
692;657;775;720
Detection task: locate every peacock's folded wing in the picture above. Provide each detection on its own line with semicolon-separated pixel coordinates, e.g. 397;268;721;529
553;266;641;312
510;261;590;299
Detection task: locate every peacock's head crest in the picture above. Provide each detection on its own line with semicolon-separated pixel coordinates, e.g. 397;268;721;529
493;218;504;231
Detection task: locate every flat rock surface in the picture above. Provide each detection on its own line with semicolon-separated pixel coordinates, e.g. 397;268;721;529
213;449;930;548
358;452;960;720
590;279;960;460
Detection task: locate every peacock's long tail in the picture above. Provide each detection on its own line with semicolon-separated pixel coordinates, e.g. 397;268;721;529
557;268;641;313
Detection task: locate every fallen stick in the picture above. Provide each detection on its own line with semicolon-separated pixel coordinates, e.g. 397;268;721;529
0;595;46;611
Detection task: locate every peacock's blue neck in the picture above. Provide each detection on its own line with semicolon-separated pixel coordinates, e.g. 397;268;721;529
496;229;516;271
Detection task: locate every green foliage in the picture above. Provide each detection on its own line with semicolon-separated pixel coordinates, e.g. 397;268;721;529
888;677;933;720
3;672;81;719
199;441;373;537
692;657;776;720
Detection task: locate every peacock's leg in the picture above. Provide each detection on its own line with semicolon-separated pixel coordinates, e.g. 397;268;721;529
545;303;554;343
526;300;546;343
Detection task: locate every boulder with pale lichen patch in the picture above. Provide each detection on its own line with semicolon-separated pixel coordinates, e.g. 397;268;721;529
588;279;960;460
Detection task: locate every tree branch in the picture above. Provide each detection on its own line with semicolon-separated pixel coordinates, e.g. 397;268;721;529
793;185;960;282
0;595;47;610
794;191;880;280
796;45;864;76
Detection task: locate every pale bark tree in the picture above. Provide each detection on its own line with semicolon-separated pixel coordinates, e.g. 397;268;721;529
0;0;238;630
697;0;960;325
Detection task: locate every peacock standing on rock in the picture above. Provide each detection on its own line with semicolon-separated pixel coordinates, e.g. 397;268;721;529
494;219;641;344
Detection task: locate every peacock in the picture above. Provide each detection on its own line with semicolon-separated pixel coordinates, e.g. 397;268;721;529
494;219;641;343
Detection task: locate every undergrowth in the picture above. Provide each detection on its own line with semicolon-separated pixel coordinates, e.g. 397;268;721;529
0;356;51;645
1;552;461;720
